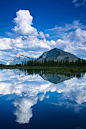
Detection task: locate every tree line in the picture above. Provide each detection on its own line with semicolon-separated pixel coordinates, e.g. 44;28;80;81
18;58;86;67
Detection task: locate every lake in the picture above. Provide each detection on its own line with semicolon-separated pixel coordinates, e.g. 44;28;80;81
0;69;86;129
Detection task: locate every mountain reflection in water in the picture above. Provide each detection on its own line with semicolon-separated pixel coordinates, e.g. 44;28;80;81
0;69;86;129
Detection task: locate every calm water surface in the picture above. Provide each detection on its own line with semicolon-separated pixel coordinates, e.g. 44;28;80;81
0;69;86;129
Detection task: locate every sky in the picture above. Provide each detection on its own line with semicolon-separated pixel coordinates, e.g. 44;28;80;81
0;0;86;64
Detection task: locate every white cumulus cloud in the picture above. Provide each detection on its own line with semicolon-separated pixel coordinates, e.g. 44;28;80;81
38;31;50;38
0;38;12;50
38;31;45;38
13;10;38;36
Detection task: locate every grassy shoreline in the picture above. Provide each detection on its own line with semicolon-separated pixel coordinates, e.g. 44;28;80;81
0;65;86;70
0;65;86;76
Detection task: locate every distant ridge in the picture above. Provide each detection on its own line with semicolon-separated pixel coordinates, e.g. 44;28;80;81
6;54;35;65
6;48;78;65
37;48;78;62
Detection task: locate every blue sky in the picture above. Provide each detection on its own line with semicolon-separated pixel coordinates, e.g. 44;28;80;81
0;0;86;64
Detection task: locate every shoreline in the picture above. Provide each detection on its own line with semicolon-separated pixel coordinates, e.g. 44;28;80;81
0;65;86;76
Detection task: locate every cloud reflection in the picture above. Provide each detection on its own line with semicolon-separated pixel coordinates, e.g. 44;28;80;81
0;69;86;124
13;97;37;124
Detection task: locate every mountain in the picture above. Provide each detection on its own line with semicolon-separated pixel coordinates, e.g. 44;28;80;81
39;73;70;84
6;54;35;65
37;48;78;62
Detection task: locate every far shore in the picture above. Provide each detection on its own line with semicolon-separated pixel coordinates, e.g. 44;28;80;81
0;65;86;77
